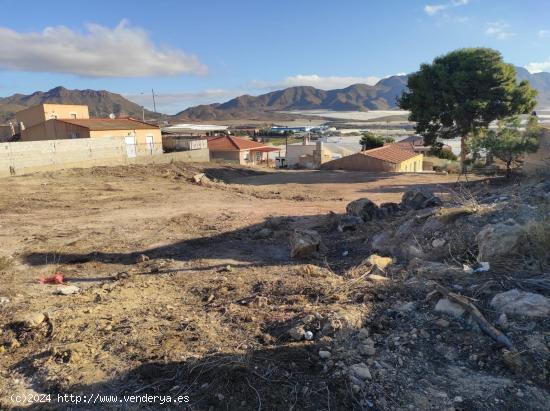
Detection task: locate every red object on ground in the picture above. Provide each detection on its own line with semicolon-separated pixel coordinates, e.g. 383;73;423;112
39;272;65;284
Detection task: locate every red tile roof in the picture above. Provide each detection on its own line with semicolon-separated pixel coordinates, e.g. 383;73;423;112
361;144;421;164
56;118;159;131
207;135;276;151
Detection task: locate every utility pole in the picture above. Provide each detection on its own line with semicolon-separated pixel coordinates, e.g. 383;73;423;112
151;89;157;113
141;106;145;122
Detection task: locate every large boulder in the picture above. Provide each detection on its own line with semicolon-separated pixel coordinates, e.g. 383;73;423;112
490;289;550;318
290;229;323;258
346;198;379;222
476;222;524;262
401;189;442;210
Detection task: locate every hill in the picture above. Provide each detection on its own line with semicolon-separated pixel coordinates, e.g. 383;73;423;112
175;68;550;121
174;75;409;121
0;86;159;123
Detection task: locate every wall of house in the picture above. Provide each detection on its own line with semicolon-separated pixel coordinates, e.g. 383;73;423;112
89;128;163;155
210;150;243;163
524;128;550;175
395;154;424;172
16;104;89;130
20;120;90;141
0;137;208;177
286;144;316;167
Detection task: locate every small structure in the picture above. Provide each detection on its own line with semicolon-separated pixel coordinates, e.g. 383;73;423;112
207;135;279;165
162;123;228;136
396;135;452;154
321;144;424;172
162;135;208;152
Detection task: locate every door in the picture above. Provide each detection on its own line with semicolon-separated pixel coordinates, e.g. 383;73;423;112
145;135;154;155
124;136;137;158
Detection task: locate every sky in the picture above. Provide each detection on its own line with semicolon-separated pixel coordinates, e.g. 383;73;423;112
0;0;549;113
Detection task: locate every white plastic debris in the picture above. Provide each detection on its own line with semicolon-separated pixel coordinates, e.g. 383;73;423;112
475;262;490;272
462;264;474;274
304;331;314;340
342;250;349;257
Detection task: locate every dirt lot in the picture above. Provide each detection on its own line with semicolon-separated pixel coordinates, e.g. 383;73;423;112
1;163;547;410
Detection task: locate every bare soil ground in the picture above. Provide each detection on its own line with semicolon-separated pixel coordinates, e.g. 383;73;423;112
0;163;547;410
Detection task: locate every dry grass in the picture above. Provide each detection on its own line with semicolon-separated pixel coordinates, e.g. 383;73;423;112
0;257;13;271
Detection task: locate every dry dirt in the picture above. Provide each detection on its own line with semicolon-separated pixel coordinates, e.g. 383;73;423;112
1;163;544;410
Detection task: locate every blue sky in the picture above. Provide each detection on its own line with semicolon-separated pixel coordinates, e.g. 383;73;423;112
0;0;548;113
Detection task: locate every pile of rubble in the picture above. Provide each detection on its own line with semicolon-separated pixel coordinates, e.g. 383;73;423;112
289;181;550;409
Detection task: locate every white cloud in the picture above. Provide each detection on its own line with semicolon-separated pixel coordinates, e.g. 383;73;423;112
0;20;207;77
424;0;469;16
539;29;550;38
250;74;381;91
485;21;515;40
525;59;550;74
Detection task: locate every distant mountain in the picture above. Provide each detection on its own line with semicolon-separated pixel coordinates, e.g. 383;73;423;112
0;86;159;123
515;66;550;109
174;75;409;121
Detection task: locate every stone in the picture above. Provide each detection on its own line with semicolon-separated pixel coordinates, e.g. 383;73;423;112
192;173;210;184
14;312;46;328
363;254;394;271
288;325;306;341
55;285;80;295
434;298;465;318
410;259;465;280
435;318;450;328
401;189;442;210
319;350;332;359
359;344;376;356
253;228;273;239
346;198;379;222
476;222;524;262
490;289;550;318
350;363;372;380
393;301;417;312
378;202;400;217
431;238;446;248
371;231;394;255
251;296;268;308
289;229;322;258
304;331;314;340
337;215;364;232
0;296;9;306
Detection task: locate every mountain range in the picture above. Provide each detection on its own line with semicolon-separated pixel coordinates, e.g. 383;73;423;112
0;67;549;123
0;86;158;123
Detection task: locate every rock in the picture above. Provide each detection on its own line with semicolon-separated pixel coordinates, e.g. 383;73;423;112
490;289;550;318
138;254;150;262
350;363;372;380
337;215;363;232
476;222;524;261
302;314;316;324
435;318;450;328
378;202;400;217
253;228;273;239
409;259;465;280
434;298;465;318
401;189;442;210
359;343;376;356
304;331;314;340
0;296;9;306
371;231;394;255
288;325;306;341
290;229;322;258
346;198;379;222
251;296;268;308
393;301;417;312
319;350;332;359
431;238;446;248
13;312;46;328
192;173;210;184
55;285;80;295
363;254;394;271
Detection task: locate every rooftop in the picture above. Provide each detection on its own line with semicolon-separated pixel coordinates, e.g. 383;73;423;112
57;118;159;131
207;135;277;151
361;144;421;164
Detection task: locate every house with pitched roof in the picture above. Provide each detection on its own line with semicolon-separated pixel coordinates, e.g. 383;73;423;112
16;103;162;157
321;144;423;172
207;135;279;165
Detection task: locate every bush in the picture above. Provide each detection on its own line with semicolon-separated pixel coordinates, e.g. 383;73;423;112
360;132;384;150
428;142;457;160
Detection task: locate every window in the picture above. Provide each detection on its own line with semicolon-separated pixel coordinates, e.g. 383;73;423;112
69;132;80;139
70;113;77;119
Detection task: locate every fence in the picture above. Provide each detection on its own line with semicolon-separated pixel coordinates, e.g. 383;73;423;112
0;137;210;177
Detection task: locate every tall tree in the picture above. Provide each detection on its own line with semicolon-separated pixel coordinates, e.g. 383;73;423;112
360;132;384;150
399;48;537;170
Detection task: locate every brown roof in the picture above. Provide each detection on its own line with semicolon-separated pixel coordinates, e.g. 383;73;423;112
207;135;275;151
56;118;159;131
361;144;421;164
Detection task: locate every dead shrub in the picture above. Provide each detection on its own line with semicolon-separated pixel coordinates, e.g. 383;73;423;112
0;256;13;271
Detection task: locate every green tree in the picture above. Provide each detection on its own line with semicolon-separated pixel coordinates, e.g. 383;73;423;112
360;132;384;150
399;48;537;171
468;116;540;178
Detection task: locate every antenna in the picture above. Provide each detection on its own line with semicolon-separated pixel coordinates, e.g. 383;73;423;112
109;113;116;119
151;88;157;113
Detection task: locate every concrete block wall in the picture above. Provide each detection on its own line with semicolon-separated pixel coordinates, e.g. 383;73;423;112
0;137;210;177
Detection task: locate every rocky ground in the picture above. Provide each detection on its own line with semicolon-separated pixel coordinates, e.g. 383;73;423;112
0;163;549;410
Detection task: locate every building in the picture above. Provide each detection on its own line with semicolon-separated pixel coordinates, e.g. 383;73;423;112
162;123;229;136
207;135;279;165
284;137;362;169
524;126;550;175
396;135;452;154
321;144;423;172
15;104;162;157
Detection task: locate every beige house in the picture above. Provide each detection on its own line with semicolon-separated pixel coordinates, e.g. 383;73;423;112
321;144;423;172
207;135;279;165
16;104;162;156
